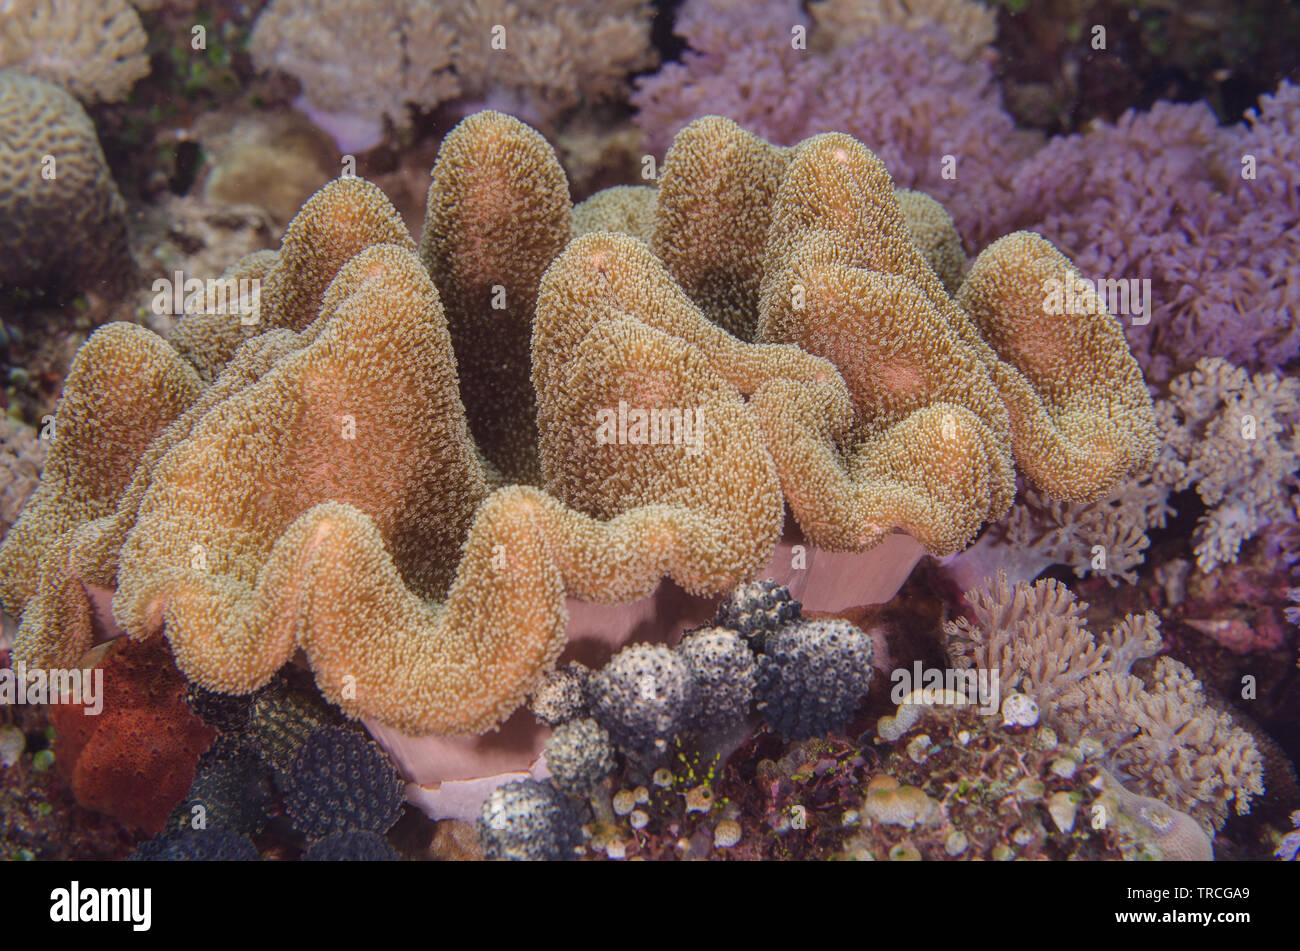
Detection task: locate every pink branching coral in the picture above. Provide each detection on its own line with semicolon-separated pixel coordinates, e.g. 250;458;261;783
996;81;1300;378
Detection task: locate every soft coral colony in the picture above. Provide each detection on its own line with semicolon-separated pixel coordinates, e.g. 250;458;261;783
0;109;1157;744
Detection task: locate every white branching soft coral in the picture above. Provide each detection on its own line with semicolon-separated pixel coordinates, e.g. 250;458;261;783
0;0;150;103
249;0;657;147
1154;357;1300;572
960;356;1299;587
249;0;461;151
453;0;657;126
945;573;1264;834
985;474;1173;586
945;572;1163;705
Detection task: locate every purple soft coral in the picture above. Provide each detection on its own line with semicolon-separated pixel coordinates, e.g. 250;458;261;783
997;82;1300;379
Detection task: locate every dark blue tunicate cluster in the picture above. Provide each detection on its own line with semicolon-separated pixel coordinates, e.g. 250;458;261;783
478;779;584;861
130;828;259;861
283;726;404;838
713;579;802;650
170;736;275;835
754;618;874;741
676;626;756;734
303;830;400;861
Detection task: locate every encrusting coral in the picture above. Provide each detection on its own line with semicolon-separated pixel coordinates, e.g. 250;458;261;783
1;111;1155;748
479;778;583;860
944;573;1264;833
0;71;133;292
0;0;149;104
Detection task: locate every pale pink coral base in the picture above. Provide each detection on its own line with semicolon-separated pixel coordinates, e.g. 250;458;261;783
37;534;925;823
371;531;925;821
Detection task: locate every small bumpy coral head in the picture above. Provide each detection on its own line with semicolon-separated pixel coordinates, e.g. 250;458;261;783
590;644;696;757
283;727;404;838
544;718;616;797
479;779;583;861
527;662;591;727
676;627;758;734
755;617;875;741
713;579;802;650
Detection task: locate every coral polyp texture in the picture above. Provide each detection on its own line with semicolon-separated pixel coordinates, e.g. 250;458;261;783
0;71;133;292
419;109;572;483
248;0;656;148
1153;357;1300;572
0;110;1154;746
0;0;149;104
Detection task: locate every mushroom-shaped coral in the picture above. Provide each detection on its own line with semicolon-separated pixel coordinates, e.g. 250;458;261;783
479;779;583;861
590;644;696;756
0;71;133;292
755;618;875;741
0;110;1157;771
168;176;417;379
